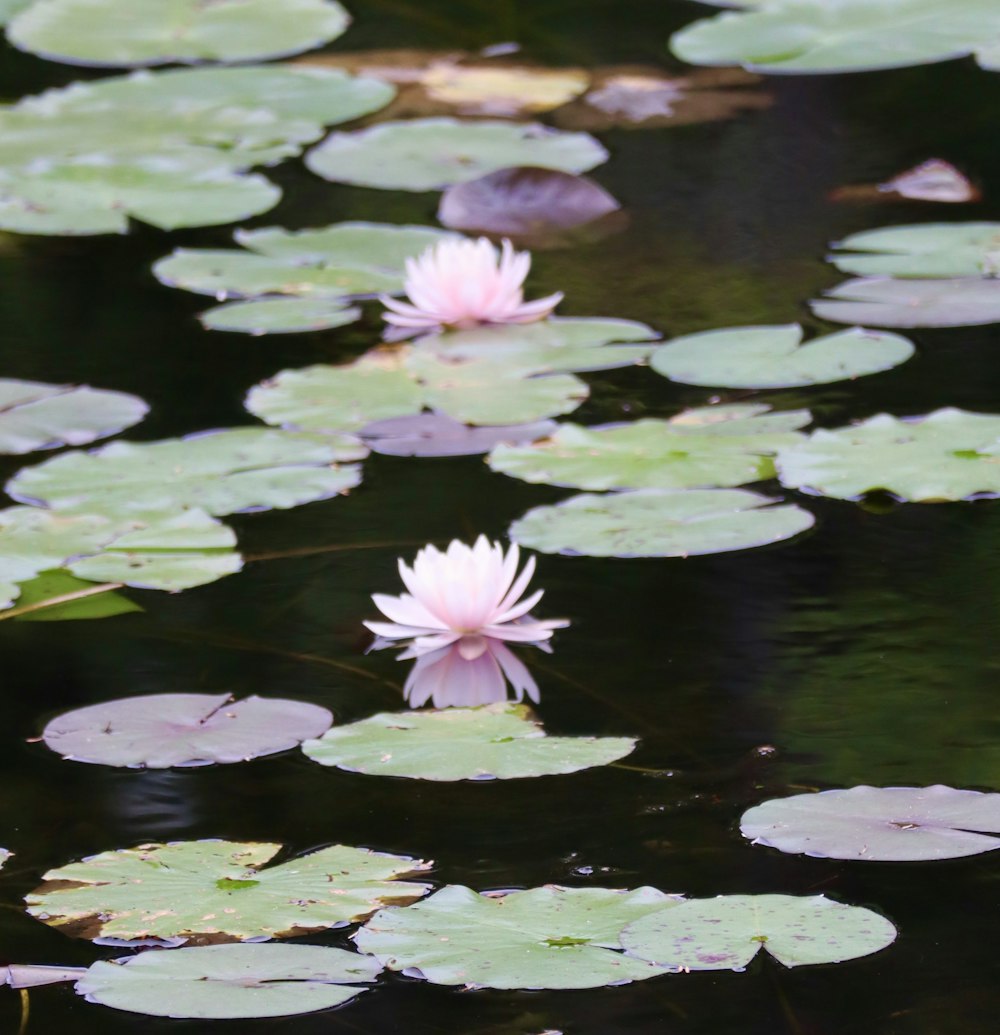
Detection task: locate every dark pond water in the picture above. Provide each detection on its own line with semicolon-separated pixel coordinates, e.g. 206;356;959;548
2;1;1000;1032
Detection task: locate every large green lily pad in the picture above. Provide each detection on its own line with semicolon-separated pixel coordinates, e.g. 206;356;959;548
9;0;350;67
354;884;680;989
77;944;380;1020
0;379;147;454
509;487;814;557
650;324;913;389
43;693;333;768
27;840;432;944
775;408;1000;501
742;785;1000;861
306;117;608;191
302;703;635;781
828;223;1000;278
7;427;366;517
489;404;810;490
670;0;1000;75
621;894;896;969
0;506;241;609
812;276;1000;328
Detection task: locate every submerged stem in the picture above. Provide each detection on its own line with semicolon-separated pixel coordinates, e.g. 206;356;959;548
17;989;28;1035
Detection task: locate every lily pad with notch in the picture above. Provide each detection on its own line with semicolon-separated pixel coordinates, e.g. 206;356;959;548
741;784;1000;861
354;884;680;989
42;692;333;768
27;840;432;945
301;702;636;781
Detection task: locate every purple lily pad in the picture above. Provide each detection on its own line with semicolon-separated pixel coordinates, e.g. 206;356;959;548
359;412;556;457
42;693;333;768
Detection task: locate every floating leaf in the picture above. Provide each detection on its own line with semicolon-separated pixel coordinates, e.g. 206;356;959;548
438;166;620;239
832;160;979;205
811;276;1000;328
361;413;557;457
775;408;1000;501
650;324;914;389
489;404;810;491
201;298;361;335
3;965;86;988
9;0;350;67
77;944;380;1019
510;487;814;557
0;0;30;23
355;884;679;989
0;380;148;454
670;0;1000;75
42;693;333;768
828;223;1000;278
420;64;588;115
742;785;1000;861
9;570;141;622
27;840;432;945
302;702;635;781
306;117;608;191
621;895;896;970
7;427;366;517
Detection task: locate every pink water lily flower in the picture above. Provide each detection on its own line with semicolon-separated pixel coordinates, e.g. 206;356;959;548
365;536;568;657
380;237;563;332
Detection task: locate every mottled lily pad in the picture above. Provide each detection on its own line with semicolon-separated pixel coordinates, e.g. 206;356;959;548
9;0;350;67
650;324;913;389
306;117;608;191
7;427;366;517
0;380;148;454
302;703;635;781
828;223;1000;278
77;944;380;1020
27;840;432;945
8;571;141;622
775;408;1000;501
622;895;896;969
510;487;814;557
489;404;810;491
742;785;1000;861
43;693;333;768
354;884;680;989
360;413;556;457
201;298;361;335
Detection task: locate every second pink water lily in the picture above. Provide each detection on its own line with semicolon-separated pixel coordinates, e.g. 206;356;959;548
365;536;568;656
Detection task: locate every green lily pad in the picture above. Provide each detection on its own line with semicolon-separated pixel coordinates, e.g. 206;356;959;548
77;944;380;1020
360;413;557;458
7;427;366;517
0;0;30;23
9;0;350;67
306;117;609;191
670;0;1000;75
302;702;636;781
43;693;333;768
354;884;680;989
201;298;361;335
9;570;141;621
650;324;914;389
509;487;814;557
0;506;241;609
828;223;1000;278
775;408;1000;501
811;277;1000;328
489;404;810;491
621;895;896;970
741;785;1000;861
0;380;148;454
27;840;432;945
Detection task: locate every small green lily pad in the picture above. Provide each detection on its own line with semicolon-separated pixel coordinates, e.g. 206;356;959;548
650;324;914;389
621;894;896;970
509;487;814;557
302;702;636;781
201;298;361;335
0;380;148;454
828;222;1000;278
775;408;1000;501
9;0;351;67
7;427;366;517
9;570;141;621
742;785;1000;861
354;884;680;989
27;840;432;944
306;117;609;191
77;943;381;1019
489;404;810;491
